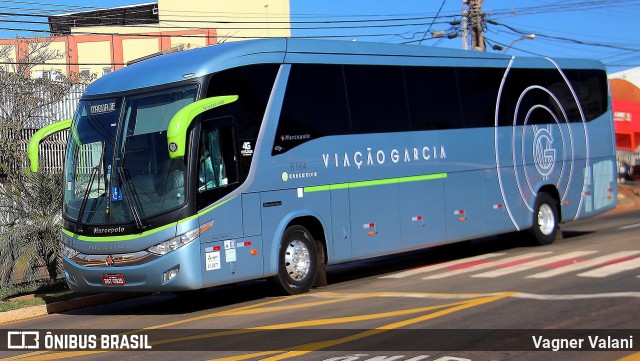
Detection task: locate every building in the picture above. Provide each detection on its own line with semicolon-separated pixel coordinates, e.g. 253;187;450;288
610;67;640;152
0;0;290;79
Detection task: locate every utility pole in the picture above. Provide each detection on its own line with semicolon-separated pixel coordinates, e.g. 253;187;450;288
461;1;469;50
463;0;485;51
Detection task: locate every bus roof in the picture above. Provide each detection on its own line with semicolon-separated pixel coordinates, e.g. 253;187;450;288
84;38;605;97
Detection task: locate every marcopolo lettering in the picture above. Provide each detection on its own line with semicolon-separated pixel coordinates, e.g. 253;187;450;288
93;226;126;235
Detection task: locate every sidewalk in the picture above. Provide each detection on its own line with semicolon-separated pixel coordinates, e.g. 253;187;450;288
0;293;147;325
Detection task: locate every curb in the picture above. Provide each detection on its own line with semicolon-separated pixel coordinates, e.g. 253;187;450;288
44;293;149;314
0;293;148;325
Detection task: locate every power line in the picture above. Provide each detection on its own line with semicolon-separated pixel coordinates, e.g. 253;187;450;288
488;20;640;52
419;0;447;45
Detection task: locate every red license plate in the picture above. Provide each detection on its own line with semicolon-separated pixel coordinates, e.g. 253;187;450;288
101;274;125;286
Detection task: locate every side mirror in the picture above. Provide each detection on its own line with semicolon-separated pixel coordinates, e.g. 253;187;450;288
27;118;72;172
166;95;238;159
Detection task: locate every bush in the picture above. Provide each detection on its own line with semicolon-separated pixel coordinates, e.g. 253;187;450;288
0;171;63;285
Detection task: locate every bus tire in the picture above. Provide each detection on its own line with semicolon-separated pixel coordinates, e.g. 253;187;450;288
271;225;318;295
528;192;559;246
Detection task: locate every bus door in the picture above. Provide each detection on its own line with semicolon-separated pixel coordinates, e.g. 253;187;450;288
197;115;264;282
196;116;243;241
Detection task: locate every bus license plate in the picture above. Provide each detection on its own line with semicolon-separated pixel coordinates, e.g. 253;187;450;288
101;274;125;286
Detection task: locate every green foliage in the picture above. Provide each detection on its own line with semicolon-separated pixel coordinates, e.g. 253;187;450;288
0;36;81;286
0;279;73;312
0;297;45;312
0;171;64;285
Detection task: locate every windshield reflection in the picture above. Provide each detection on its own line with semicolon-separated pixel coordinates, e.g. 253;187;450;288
63;86;197;227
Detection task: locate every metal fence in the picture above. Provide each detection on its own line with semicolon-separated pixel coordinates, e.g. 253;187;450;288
18;84;86;172
19;128;69;173
617;148;640;167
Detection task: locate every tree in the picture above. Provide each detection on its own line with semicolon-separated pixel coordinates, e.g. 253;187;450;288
0;36;86;284
0;171;63;283
0;36;76;180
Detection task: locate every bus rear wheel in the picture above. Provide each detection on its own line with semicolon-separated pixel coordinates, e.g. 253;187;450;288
528;193;559;246
271;225;318;295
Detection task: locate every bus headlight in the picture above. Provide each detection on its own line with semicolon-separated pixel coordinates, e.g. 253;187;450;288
148;228;199;256
61;243;80;259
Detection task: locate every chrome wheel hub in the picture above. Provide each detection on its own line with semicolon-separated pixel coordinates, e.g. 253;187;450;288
284;240;311;280
538;203;555;236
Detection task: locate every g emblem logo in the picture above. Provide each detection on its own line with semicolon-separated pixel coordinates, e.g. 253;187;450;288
533;125;556;179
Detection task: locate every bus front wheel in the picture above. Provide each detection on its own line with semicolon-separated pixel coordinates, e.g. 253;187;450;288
528;193;559;246
271;225;318;295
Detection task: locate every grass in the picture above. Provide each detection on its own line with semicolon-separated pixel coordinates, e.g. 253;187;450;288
0;297;45;312
0;278;84;313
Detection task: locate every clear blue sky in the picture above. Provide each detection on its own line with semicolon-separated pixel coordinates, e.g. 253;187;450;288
1;0;639;72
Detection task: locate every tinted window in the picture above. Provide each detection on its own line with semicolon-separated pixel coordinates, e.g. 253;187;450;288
195;118;239;211
507;69;561;126
206;64;279;175
344;65;411;134
498;68;607;126
456;67;504;128
563;69;608;121
207;64;278;140
404;66;463;130
274;64;350;155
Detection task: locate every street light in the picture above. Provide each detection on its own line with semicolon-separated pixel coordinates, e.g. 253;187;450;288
498;34;536;53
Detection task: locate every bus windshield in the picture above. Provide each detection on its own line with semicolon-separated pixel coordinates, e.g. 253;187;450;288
63;85;197;227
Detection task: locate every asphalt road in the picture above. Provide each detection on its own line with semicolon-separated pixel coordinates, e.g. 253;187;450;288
1;209;640;361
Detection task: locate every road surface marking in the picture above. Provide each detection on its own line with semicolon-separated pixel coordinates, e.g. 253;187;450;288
527;251;640;278
379;252;507;279
471;251;598;278
512;292;640;300
620;223;640;230
578;257;640;278
232;292;516;361
422;252;553;279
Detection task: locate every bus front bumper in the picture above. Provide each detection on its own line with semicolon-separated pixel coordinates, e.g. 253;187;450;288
62;239;203;293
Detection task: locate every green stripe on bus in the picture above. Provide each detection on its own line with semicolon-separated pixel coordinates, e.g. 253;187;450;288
304;172;447;193
61;221;177;242
62;196;237;242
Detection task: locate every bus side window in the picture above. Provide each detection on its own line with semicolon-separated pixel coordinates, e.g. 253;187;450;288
198;123;238;193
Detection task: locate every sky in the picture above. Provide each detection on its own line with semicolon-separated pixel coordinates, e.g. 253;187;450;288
0;0;639;73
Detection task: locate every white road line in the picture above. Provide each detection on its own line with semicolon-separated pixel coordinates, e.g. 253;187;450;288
423;252;553;280
513;292;640;300
619;223;640;230
527;251;640;279
471;251;598;278
578;257;640;278
379;252;506;279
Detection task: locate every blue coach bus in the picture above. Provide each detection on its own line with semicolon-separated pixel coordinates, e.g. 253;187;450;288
28;38;616;294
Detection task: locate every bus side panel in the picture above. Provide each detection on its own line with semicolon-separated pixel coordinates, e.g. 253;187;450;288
590;158;616;213
260;188;332;277
349;183;401;258
399;178;445;248
200;236;264;288
443;171;486;241
198;197;264;287
482;168;520;235
242;192;262;237
329;188;352;263
496;165;529;231
201;197;244;242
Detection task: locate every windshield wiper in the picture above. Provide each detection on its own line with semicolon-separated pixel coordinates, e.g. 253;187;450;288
75;143;105;233
117;166;147;232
